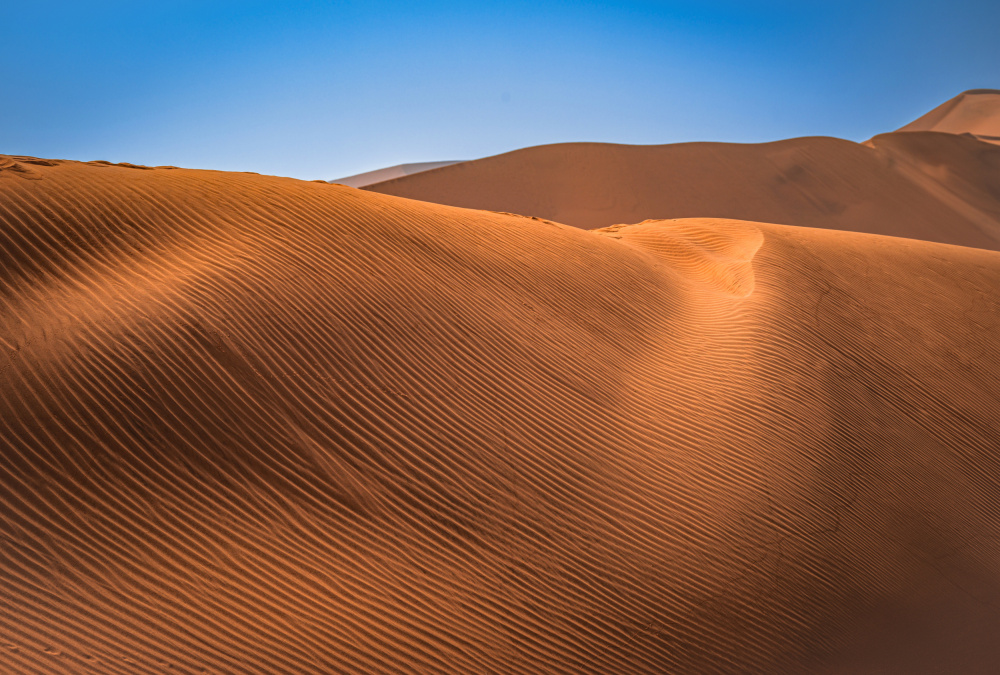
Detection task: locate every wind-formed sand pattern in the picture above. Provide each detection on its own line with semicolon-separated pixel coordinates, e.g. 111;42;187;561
2;111;1000;673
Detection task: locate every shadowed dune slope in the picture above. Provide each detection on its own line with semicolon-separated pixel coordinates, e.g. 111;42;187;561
897;89;1000;144
363;133;1000;249
1;157;1000;673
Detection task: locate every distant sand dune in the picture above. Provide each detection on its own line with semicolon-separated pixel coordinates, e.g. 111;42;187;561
331;161;465;188
1;157;999;672
363;132;1000;250
897;89;1000;144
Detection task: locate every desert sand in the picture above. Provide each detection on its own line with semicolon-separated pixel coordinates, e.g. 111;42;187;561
1;153;999;673
897;89;1000;144
363;129;1000;249
332;161;465;188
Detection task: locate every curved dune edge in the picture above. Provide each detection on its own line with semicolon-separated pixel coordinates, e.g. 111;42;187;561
1;158;1000;673
897;89;1000;144
330;161;467;188
361;133;1000;252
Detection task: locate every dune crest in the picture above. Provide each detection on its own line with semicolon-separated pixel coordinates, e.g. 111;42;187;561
1;158;1000;672
0;155;63;180
362;132;1000;251
330;161;467;188
897;89;1000;144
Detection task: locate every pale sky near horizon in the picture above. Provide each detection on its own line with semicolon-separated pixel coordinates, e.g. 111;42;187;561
2;0;998;180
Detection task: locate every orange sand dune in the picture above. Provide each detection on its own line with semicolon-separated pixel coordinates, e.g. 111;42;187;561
363;132;1000;249
331;161;465;188
897;89;1000;144
1;156;1000;673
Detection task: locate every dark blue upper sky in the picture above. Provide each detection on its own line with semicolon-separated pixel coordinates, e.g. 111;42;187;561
3;0;998;180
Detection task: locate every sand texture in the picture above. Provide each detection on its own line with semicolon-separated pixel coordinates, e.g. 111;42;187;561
1;157;1000;673
362;131;1000;247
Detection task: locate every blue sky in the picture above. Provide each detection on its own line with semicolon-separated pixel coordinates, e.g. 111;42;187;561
2;0;998;180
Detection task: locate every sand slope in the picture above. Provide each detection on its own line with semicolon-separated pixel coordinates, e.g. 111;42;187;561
331;161;465;188
897;89;1000;144
1;156;1000;673
362;132;1000;249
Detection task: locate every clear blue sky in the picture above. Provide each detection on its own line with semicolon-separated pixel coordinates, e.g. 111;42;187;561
2;0;998;180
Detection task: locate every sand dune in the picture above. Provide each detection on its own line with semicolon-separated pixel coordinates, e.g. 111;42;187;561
897;89;1000;144
1;156;999;672
362;132;1000;249
331;161;466;188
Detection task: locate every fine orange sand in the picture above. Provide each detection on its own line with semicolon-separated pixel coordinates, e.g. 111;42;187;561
1;156;1000;673
363;132;1000;249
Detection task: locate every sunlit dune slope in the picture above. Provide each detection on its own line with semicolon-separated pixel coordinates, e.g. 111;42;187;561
1;156;1000;673
363;133;1000;249
897;89;1000;144
331;161;465;188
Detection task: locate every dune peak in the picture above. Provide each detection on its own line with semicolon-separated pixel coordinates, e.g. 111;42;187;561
897;89;1000;144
